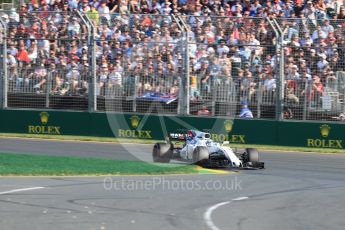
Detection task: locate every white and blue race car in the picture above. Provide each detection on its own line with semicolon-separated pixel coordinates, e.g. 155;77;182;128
153;130;264;169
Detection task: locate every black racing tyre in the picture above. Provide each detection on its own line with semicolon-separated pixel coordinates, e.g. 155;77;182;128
152;143;172;163
193;146;209;166
245;148;259;163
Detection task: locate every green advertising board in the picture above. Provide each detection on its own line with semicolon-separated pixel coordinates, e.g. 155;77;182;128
278;121;344;149
0;109;344;149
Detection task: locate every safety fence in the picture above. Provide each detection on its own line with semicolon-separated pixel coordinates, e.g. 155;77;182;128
275;18;345;121
0;11;345;122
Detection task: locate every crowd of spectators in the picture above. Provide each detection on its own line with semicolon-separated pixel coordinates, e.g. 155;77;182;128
1;0;345;112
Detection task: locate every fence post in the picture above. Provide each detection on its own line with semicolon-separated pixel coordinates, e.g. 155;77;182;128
272;19;285;121
45;71;52;108
302;78;308;120
0;17;7;109
257;81;262;118
173;14;189;115
78;11;96;112
184;26;190;115
133;75;139;112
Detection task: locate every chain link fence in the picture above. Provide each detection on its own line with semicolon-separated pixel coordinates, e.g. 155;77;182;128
184;16;278;118
87;13;185;114
1;10;91;110
1;10;345;122
275;18;345;121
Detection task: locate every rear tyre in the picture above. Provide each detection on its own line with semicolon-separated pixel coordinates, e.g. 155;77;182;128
245;148;259;163
152;143;172;163
193;146;209;166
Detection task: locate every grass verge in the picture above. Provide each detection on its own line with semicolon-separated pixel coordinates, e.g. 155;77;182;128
0;152;198;176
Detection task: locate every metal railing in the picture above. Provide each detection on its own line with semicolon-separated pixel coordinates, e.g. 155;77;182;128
0;16;7;109
0;10;344;122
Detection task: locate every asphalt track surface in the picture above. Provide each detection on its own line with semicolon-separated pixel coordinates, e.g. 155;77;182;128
1;137;345;230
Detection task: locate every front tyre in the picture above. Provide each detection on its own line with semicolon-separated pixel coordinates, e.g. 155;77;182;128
244;148;259;163
152;143;172;163
193;146;209;166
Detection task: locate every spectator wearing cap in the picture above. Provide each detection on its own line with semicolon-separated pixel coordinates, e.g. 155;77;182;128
317;55;329;71
282;2;293;18
287;65;301;80
80;0;90;12
329;52;342;71
239;101;253;118
299;32;313;47
231;1;242;14
6;51;17;70
119;28;132;42
303;1;317;23
301;69;312;81
108;68;122;87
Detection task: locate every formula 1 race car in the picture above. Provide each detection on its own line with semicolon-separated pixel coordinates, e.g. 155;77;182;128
152;130;264;169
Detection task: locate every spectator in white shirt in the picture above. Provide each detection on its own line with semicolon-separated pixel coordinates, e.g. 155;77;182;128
216;40;229;56
321;19;334;35
312;25;327;41
98;1;111;22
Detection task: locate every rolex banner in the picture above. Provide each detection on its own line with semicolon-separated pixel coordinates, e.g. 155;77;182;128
0;109;344;149
278;121;344;149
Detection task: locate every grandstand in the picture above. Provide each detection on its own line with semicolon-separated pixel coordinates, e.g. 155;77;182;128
1;0;345;121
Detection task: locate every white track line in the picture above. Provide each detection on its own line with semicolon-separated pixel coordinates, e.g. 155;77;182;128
204;197;249;230
204;201;231;230
0;187;45;195
232;196;249;201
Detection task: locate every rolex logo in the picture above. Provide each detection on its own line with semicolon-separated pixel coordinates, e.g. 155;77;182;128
130;115;141;129
40;112;49;125
224;120;233;132
320;124;331;138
